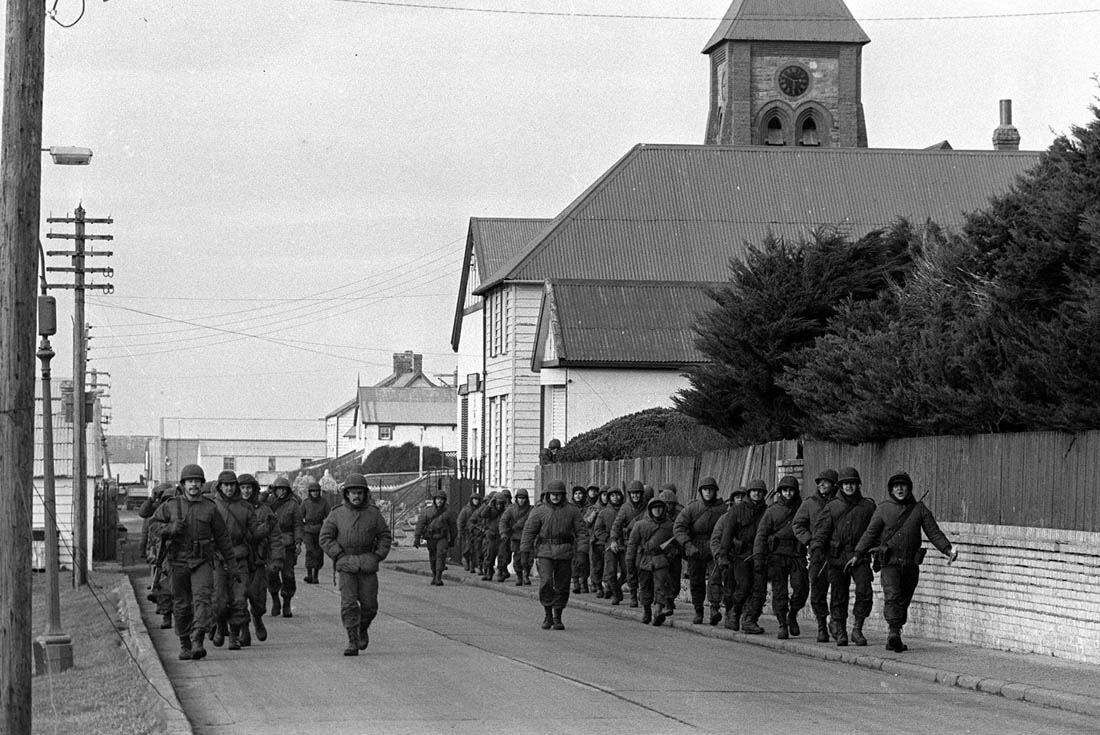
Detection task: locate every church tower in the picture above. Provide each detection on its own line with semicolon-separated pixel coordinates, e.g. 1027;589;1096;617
704;0;870;147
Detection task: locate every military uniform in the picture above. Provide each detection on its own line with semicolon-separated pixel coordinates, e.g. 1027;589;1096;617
794;468;839;642
595;488;624;600
709;487;747;629
414;489;458;585
498;488;533;585
267;478;303;618
139;483;176;629
301;480;332;584
520;479;589;630
479;491;509;580
626;496;678;625
673;476;726;625
570;486;592;593
609;482;647;606
319;473;393;655
717;480;769;633
456;493;483;573
210;471;265;650
239;473;281;644
754;475;809;639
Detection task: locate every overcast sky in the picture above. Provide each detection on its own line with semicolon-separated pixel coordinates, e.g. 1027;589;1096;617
21;0;1100;438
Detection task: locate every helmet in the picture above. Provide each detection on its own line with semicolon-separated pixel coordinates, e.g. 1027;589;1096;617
887;472;913;491
271;477;292;491
730;486;747;498
815;469;839;484
514;488;529;500
626;480;645;495
777;475;800;492
607;487;623;503
307;479;322;493
657;488;678;506
216;470;238;486
572;485;586;500
433;489;448;502
545;479;567;495
745;479;767;493
838;467;861;484
179;464;205;483
646;497;667;518
698;476;719;491
497;489;512;502
343;473;369;491
237;473;257;488
660;482;678;494
548;438;562;450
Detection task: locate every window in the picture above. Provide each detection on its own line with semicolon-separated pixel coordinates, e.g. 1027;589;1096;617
378;425;394;441
766;116;785;145
800;117;820;146
268;456;277;471
223;456;235;471
488;289;510;357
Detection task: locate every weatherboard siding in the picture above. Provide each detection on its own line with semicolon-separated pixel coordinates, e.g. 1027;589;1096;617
563;369;689;443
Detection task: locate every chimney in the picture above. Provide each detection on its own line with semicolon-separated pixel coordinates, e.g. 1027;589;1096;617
992;99;1021;151
392;350;423;375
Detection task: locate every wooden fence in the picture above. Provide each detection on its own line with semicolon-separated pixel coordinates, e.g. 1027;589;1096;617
539;431;1100;533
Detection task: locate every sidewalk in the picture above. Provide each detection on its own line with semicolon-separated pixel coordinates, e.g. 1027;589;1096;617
386;547;1100;719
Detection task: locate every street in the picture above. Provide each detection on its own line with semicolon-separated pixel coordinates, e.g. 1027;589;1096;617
140;561;1096;735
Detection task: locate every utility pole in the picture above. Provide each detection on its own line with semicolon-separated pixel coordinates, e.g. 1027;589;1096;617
46;205;113;586
0;0;45;730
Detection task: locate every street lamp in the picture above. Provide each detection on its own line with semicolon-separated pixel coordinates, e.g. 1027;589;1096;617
42;146;92;166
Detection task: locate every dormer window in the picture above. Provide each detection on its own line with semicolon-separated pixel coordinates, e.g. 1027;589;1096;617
766;117;785;146
800;117;820;146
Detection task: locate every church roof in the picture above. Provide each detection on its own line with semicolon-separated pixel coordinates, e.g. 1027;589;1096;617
703;0;870;52
475;144;1039;293
533;280;717;368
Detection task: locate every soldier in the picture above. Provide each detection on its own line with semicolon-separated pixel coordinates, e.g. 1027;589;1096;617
471;491;497;577
239;473;280;644
587;487;608;594
413;489;458;585
319;473;392;656
210;470;264;651
267;477;303;618
456;491;483;573
812;466;875;646
140;482;176;629
570;485;591;593
718;479;769;633
853;471;957;652
673;476;726;625
794;468;839;642
754;475;808;639
498;488;533;585
596;487;624;600
610;481;647;607
626;495;678;625
480;490;510;581
656;484;683;615
710;486;747;629
520;479;588;630
148;464;235;661
301;478;331;584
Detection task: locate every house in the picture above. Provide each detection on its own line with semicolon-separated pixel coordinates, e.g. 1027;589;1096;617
105;434;154;485
451;0;1040;496
149;417;325;484
324;351;458;460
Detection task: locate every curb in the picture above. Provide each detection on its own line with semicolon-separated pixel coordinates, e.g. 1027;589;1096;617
387;561;1100;720
116;577;194;735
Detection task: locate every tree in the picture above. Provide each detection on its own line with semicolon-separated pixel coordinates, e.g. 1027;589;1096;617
556;408;730;462
362;442;454;474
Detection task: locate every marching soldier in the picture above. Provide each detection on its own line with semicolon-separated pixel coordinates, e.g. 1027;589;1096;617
570;485;591;593
499;488;533;585
717;479;768;633
853;471;957;652
794;468;838;642
148;464;236;661
413;489;458;586
267;477;303;618
710;486;747;630
812;466;875;646
140;482;177;629
587;487;609;595
610;481;647;607
597;487;625;600
319;473;392;656
456;491;483;573
480;490;510;581
301;478;331;584
519;479;588;631
239;473;280;644
673;476;726;625
626;495;678;626
210;470;264;651
471;491;497;577
754;475;809;639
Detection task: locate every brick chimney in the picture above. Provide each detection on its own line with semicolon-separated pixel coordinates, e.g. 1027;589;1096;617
992;99;1021;151
392;350;423;375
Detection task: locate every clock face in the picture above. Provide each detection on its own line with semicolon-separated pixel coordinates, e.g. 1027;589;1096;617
778;65;810;97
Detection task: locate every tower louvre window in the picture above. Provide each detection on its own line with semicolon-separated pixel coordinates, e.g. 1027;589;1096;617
800;117;820;146
766;117;785;146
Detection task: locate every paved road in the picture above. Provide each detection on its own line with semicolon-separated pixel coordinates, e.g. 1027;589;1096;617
145;566;1095;735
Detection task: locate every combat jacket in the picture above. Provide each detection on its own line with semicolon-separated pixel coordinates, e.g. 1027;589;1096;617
301;495;332;535
626;503;677;571
753;500;804;560
213;493;266;565
717;500;767;562
673;497;726;558
792;493;834;548
498;503;532;545
610;499;646;548
269;493;303;559
319;502;393;575
593;503;621;546
855;497;951;567
414;504;458;545
148;494;235;570
520;502;589;560
812;492;876;566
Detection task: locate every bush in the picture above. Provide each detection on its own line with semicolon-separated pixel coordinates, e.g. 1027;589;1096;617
556;408;731;462
363;442;455;473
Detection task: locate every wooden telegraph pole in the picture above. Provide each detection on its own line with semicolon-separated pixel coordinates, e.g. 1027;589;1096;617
0;0;45;731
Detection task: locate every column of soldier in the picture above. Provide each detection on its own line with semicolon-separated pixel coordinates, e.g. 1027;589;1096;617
139;466;387;660
446;468;957;653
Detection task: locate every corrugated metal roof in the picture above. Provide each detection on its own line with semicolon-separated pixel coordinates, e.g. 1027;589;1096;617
543;280;717;366
703;0;870;51
479;144;1039;291
358;386;456;426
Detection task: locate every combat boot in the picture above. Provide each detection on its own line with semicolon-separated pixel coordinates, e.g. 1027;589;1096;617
836;622;849;647
724;606;741;631
541;606;554;630
227;624;241;651
580;579;589;594
551;608;565;630
629;590;639;608
281;597;293;618
786;610;801;637
741;615;764;634
253;613;267;641
524;570;532;586
886;625;907;652
160;612;173;629
343;627;359;656
850;616;867;646
641;604;652;625
190;630;207;661
652;603;667;627
358;622;370;650
270;591;281;617
816;616;829;642
177;636;193;660
611;588;623;606
594;582;605;598
239;621;252;647
692;605;705;624
777;622;789;640
212;620;227;647
709;604;722;626
572;577;581;593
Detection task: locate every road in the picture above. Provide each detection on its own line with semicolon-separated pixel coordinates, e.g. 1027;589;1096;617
141;563;1095;735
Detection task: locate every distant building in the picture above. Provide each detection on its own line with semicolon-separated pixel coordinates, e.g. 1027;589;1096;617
105;434;154;485
150;417;325;484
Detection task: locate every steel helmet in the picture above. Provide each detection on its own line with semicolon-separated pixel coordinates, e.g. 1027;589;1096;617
838;467;862;484
343;473;369;491
179;464;205;483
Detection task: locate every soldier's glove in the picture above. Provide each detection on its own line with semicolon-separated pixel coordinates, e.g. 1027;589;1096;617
947;548;958;564
844;554;861;571
413;539;421;549
716;555;730;567
608;541;621;553
683;542;699;558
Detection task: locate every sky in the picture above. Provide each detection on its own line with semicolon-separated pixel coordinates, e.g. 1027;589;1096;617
18;0;1100;438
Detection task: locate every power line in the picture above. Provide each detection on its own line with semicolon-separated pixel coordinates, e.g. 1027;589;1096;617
326;0;1100;23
